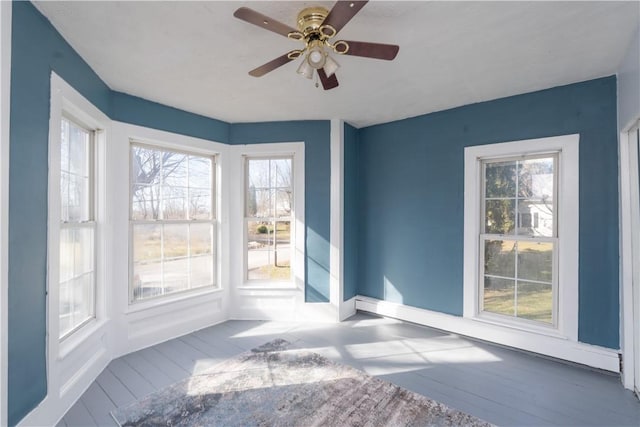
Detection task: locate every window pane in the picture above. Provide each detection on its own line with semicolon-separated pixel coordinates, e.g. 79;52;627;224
273;158;292;188
189;188;211;219
275;190;292;217
133;261;163;301
485;161;516;198
162;153;188;187
247;220;274;281
248;158;270;188
483;277;515;317
190;223;213;288
133;224;161;262
131;184;160;220
130;144;216;303
162;185;187;220
484;239;516;278
485;199;515;234
68;123;89;175
60;116;91;223
131;146;163;187
252;189;272;218
518;157;554;199
59;227;94;338
189;156;211;189
517;241;553;283
163;224;188;259
517;282;553;324
60;273;94;337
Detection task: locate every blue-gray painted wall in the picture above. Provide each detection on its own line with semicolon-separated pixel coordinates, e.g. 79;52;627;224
110;91;229;143
343;123;359;301
8;2;111;425
356;76;619;349
229;122;331;302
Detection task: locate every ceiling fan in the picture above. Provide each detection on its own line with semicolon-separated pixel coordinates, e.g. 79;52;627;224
233;1;399;90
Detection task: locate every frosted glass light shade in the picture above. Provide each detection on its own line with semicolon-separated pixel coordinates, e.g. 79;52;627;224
307;47;326;69
323;55;340;77
297;58;314;79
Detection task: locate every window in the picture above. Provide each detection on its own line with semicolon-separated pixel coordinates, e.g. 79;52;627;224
481;154;557;325
59;116;96;338
130;144;216;302
244;156;293;282
464;135;579;339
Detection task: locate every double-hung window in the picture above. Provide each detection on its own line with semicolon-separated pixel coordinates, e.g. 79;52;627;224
464;135;579;338
244;156;293;283
58;116;96;338
130;144;216;302
481;154;557;325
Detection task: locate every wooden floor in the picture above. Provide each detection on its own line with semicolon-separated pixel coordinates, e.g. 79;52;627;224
57;312;640;427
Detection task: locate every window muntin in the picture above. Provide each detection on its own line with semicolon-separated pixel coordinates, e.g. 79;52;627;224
245;157;293;282
59;116;96;338
480;154;557;326
130;144;216;302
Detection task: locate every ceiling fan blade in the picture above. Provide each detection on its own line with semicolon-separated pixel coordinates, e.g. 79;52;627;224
234;7;297;38
340;40;399;60
249;53;295;77
318;69;339;90
323;1;368;36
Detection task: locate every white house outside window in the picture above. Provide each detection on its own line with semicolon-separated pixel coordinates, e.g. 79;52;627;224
130;143;216;302
481;154;557;325
463;135;579;340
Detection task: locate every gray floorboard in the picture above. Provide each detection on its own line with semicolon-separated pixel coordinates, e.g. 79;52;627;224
59;312;640;427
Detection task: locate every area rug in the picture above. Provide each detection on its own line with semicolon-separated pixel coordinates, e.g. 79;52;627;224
111;339;492;426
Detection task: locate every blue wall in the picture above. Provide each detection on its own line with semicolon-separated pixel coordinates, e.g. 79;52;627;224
111;91;229;143
343;123;359;301
229;122;331;302
8;2;111;424
356;77;619;349
8;3;229;425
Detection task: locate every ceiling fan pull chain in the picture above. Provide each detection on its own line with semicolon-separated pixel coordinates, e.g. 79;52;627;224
315;72;319;88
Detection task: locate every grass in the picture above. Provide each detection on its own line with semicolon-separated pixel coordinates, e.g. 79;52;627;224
254;265;291;281
484;286;552;324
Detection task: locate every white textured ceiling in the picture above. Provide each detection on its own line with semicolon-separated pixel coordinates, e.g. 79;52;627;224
34;1;639;128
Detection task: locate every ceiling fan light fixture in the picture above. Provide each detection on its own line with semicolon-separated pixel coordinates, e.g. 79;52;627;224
306;40;326;69
297;58;314;79
323;54;340;77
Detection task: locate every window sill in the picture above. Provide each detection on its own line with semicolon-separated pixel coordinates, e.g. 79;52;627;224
126;286;223;315
59;317;109;360
471;312;568;340
237;281;297;291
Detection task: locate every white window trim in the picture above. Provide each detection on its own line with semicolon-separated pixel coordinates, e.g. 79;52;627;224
620;120;640;391
112;123;228;315
231;143;305;292
48;73;110;357
463;134;579;342
0;1;11;425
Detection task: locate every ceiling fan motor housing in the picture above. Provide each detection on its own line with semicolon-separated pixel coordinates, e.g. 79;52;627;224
297;7;329;35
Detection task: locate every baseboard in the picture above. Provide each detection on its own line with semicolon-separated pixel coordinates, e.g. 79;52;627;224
355;296;620;372
340;296;357;321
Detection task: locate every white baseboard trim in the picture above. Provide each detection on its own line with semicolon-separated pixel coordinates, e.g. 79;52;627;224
340;296;357;321
355;296;620;372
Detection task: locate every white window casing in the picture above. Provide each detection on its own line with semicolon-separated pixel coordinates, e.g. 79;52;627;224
464;134;579;341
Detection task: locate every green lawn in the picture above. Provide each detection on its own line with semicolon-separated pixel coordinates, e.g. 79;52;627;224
484;286;553;324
